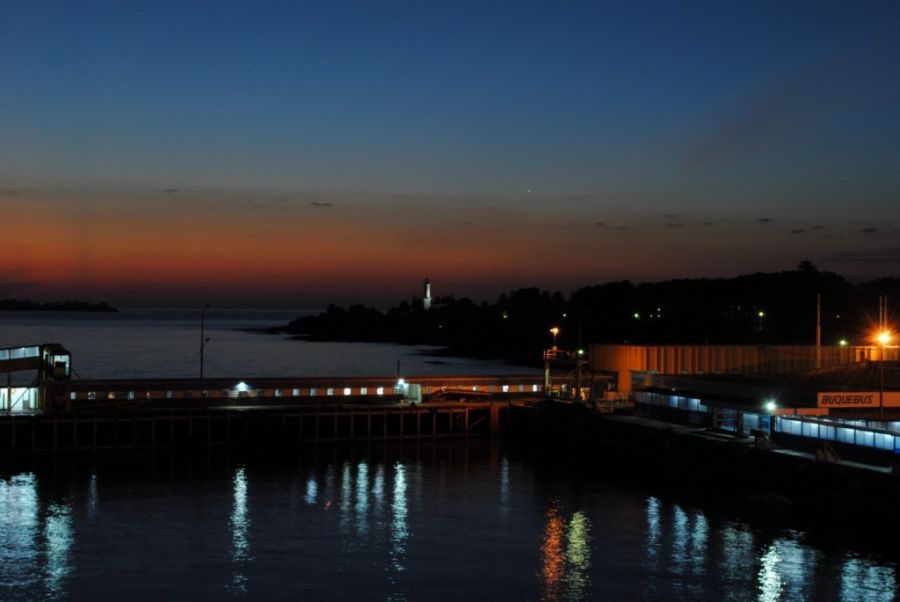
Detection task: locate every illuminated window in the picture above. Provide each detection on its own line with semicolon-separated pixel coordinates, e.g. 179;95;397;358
310;388;317;397
360;387;368;395
532;385;539;392
502;385;509;393
274;389;282;398
70;392;76;401
292;388;300;397
376;387;384;396
127;391;135;400
327;388;334;396
108;392;116;400
343;387;351;396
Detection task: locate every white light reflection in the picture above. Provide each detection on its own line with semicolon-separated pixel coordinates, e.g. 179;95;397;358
841;555;896;602
644;496;661;566
565;511;592;598
388;462;408;601
304;473;318;506
228;466;251;595
672;504;689;575
0;473;40;591
355;462;369;535
373;464;385;507
339;462;352;537
43;502;73;598
757;543;783;602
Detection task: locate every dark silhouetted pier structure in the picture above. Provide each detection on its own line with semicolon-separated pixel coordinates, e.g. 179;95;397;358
1;371;553;454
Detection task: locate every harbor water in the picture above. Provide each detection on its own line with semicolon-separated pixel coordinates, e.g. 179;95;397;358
0;310;897;600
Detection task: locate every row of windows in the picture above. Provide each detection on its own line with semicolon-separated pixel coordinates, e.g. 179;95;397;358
776;417;898;452
73;383;540;401
0;346;40;361
634;391;708;413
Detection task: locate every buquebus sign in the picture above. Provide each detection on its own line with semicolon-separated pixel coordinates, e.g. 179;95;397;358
817;392;900;408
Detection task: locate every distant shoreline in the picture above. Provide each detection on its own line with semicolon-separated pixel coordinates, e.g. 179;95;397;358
0;299;118;312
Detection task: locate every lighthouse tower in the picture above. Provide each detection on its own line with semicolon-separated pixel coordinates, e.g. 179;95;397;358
423;278;432;310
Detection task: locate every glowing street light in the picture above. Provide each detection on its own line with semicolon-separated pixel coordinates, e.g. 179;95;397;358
876;330;892;420
549;327;560;350
764;399;777;436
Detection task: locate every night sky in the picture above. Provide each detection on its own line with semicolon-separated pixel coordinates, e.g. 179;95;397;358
2;1;899;307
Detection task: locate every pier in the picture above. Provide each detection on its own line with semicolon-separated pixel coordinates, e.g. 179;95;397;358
0;401;512;454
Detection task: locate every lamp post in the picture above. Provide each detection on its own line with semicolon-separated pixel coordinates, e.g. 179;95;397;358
877;330;891;421
765;400;777;437
550;327;559;351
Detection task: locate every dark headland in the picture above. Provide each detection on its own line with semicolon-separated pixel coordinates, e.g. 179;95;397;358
0;299;118;312
271;263;900;364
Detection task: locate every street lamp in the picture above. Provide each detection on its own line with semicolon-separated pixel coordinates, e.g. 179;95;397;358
765;400;777;437
877;330;892;420
550;327;559;350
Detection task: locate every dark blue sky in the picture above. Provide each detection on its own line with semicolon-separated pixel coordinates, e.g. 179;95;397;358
2;1;899;305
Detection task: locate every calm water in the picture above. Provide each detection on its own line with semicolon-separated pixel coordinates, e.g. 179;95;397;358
0;445;897;601
0;309;529;379
1;312;897;600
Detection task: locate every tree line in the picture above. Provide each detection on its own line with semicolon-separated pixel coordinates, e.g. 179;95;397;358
275;263;900;365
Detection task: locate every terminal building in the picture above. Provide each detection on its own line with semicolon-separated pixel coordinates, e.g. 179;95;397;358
589;343;900;465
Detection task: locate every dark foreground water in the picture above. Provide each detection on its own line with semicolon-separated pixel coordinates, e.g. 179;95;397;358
1;443;897;601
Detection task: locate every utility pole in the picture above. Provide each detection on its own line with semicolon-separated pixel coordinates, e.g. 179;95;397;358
200;305;211;401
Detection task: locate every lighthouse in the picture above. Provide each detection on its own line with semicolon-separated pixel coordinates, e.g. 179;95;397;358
423;278;432;310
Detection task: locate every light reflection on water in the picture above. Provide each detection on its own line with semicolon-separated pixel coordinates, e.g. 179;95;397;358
0;449;897;601
42;502;72;599
389;462;409;601
228;466;250;595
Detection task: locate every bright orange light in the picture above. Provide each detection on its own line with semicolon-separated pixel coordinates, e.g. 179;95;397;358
541;505;565;597
549;327;560;336
876;330;892;346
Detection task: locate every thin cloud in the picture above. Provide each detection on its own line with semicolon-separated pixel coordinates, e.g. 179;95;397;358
827;247;900;263
310;201;334;209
